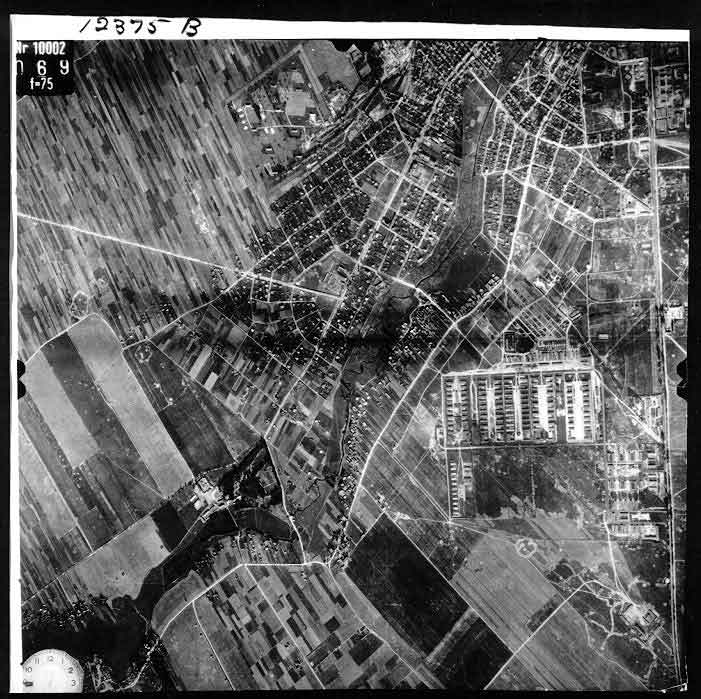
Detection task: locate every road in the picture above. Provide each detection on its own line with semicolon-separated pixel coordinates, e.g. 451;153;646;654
647;52;682;682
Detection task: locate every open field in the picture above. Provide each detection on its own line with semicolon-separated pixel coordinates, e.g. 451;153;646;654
249;563;415;688
59;515;169;600
68;316;193;495
346;513;512;689
162;605;233;690
489;600;647;690
175;567;322;689
20;315;198;600
125;341;259;473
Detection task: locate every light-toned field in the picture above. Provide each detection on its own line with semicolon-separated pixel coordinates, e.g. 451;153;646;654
20;314;202;602
351;446;447;539
59;515;169;600
493;600;647;690
488;653;546;689
162;604;233;690
16;217;238;359
24;351;100;468
303;40;360;91
20;425;77;540
68;315;193;495
395;515;645;689
416;524;561;651
193;594;261;690
152;570;206;636
523;513;637;587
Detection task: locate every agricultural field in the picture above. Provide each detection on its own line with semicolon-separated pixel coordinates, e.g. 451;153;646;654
20;315;193;602
124;340;259;473
162;605;233;691
160;562;421;689
346;515;512;689
16;215;236;360
15;35;687;692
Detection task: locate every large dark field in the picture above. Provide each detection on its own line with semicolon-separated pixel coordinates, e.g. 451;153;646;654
346;513;468;655
430;609;512;688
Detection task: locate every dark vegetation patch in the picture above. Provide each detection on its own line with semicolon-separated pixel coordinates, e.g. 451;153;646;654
234;507;291;539
473;452;578;519
569;589;612;628
429;610;512;689
619;542;673;628
470;445;605;522
152;501;188;551
676;358;688;400
157;403;233;473
605;634;654;678
23;601;175;691
527;594;561;632
346;513;467;654
348;630;383;665
135;505;291;620
219;439;283;508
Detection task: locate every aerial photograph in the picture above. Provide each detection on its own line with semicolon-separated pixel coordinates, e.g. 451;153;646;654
14;30;688;691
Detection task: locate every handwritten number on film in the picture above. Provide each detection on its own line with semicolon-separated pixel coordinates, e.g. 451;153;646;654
79;17;201;37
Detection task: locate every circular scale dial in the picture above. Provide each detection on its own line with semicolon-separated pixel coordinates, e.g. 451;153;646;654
22;649;83;693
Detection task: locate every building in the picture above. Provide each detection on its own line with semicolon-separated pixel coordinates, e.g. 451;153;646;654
441;355;602;446
191;474;223;511
620;602;662;640
444;449;475;519
441;339;603;518
605;511;660;541
606;443;665;498
664;301;688;333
